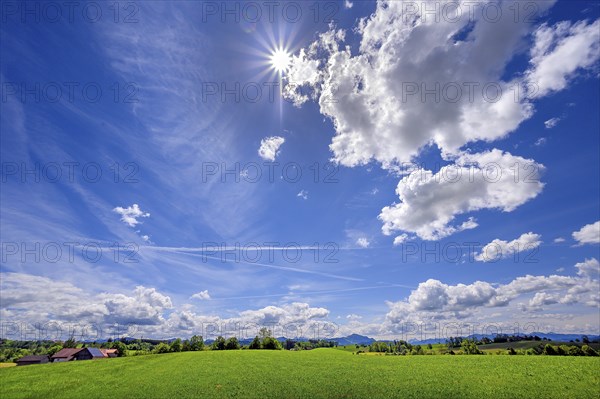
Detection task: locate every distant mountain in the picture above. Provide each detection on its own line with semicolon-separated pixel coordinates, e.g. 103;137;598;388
332;334;376;346
528;332;600;342
409;332;600;345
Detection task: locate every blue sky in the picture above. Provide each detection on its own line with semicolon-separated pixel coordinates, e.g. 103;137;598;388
1;0;599;341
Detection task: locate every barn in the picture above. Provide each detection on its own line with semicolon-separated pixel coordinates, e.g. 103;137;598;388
51;347;106;362
15;355;50;366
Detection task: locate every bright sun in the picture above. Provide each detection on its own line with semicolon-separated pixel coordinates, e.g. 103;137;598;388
270;49;291;73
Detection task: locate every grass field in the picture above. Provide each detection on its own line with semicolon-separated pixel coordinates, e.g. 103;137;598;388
1;349;599;398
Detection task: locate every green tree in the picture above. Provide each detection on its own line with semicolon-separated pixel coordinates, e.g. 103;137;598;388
582;345;598;356
259;328;272;339
582;335;590;344
543;344;557;356
262;336;282;350
567;345;584;356
212;336;226;350
47;345;63;357
369;342;391;353
63;336;77;348
111;340;127;357
249;336;262;349
460;339;483;355
225;337;240;350
170;338;183;352
154;343;170;354
412;345;424;355
190;335;204;351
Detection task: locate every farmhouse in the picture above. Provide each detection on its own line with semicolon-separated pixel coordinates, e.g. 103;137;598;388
15;355;50;366
51;347;106;362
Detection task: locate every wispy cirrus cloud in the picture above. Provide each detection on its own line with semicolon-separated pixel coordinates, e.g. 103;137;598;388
544;117;561;129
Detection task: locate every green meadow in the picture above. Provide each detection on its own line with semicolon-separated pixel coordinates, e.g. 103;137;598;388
1;349;599;399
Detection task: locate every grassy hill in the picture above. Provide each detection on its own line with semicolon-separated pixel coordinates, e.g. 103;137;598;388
1;349;599;398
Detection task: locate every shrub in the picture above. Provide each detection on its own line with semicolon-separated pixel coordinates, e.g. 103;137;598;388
567;346;584;356
410;345;424;355
582;345;599;356
543;344;557;356
153;343;170;354
460;339;483;355
170;339;183;353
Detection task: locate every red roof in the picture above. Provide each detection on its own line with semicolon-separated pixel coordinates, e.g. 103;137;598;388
100;349;118;357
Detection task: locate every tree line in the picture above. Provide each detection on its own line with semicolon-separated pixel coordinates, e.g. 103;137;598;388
364;337;599;356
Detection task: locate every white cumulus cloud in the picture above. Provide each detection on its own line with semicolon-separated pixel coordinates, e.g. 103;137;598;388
113;204;150;227
379;150;544;240
575;258;600;278
356;237;370;248
284;1;598;240
527;19;600;98
284;1;595;167
476;232;542;262
258;136;285;161
385;258;599;327
190;290;211;300
297;190;309;200
393;234;410;246
572;220;600;245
